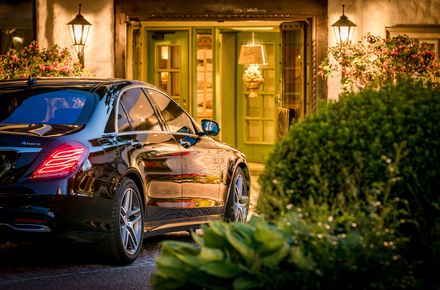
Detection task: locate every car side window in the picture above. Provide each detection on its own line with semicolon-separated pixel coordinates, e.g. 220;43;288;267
119;88;161;132
146;89;196;134
117;101;131;132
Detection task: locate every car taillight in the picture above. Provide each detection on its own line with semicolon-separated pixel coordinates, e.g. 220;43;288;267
31;142;88;179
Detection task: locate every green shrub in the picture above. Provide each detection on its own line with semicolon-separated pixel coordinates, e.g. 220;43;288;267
257;81;440;288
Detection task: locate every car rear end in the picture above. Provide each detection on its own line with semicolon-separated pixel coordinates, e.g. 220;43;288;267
0;79;110;242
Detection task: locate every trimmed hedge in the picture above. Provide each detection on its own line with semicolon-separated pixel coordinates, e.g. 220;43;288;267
257;81;440;288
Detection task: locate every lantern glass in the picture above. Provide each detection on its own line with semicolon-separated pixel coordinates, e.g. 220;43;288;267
332;5;356;44
67;4;92;62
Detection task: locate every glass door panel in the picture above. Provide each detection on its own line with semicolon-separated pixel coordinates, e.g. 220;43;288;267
236;31;280;163
196;33;213;123
281;22;306;119
147;31;189;110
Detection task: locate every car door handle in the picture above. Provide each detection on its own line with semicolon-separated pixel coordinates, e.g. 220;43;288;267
130;139;143;149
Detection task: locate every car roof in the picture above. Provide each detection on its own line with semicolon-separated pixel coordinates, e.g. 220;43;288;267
0;77;154;92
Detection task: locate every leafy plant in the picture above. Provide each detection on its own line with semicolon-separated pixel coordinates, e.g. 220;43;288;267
0;41;84;79
151;217;292;290
320;34;440;92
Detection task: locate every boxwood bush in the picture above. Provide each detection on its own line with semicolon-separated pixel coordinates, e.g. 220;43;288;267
257;80;440;288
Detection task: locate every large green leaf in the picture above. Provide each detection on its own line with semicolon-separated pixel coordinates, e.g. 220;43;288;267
200;260;243;278
160;240;199;256
261;242;290;267
198;247;224;262
225;226;255;261
233;275;260;290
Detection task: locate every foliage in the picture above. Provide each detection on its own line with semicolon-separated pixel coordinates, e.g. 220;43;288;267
320;34;440;92
152;82;439;289
257;81;440;288
151;193;412;290
0;41;84;79
151;217;292;290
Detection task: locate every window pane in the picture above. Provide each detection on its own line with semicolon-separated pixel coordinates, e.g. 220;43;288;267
170;72;181;97
246;120;260;142
246;95;260;117
120;88;161;131
171;46;180;69
147;89;195;134
263;120;275;143
263;95;275;118
157;45;168;69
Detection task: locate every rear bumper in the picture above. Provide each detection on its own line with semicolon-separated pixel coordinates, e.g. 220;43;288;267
0;194;114;243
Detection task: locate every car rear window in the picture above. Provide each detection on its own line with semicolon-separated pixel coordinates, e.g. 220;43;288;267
0;89;94;125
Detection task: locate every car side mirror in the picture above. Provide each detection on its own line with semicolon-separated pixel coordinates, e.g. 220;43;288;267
201;119;220;136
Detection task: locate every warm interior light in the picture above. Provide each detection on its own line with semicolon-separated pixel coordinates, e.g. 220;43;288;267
161;46;169;60
31;142;88;179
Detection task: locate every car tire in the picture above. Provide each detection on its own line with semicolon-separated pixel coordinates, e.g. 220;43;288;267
97;178;144;265
224;167;249;222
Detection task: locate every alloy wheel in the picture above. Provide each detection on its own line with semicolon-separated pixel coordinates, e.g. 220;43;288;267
119;187;142;255
232;173;248;222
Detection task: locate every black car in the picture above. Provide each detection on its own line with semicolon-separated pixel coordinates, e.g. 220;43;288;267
0;78;250;264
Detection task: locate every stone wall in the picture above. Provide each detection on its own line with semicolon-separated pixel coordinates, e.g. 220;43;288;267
36;0;114;77
327;0;440;100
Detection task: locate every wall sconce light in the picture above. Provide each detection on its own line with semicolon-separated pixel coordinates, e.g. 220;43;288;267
332;4;356;44
238;33;267;97
67;4;92;67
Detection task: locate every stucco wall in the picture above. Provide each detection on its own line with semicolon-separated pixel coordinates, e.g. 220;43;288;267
37;0;114;77
327;0;440;100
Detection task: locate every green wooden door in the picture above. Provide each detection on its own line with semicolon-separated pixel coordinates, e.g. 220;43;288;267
147;30;189;111
236;32;280;163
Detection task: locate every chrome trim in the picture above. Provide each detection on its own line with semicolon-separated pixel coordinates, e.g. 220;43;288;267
0;223;52;233
144;214;223;232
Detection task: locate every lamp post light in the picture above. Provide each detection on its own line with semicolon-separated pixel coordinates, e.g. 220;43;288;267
332;4;356;45
67;4;91;67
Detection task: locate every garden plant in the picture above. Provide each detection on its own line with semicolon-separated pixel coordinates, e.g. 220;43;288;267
0;41;84;79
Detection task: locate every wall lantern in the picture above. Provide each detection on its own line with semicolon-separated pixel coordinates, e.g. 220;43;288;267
332;4;356;44
238;33;267;97
67;4;91;67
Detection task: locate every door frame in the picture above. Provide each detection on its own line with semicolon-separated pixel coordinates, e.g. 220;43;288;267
128;19;316;163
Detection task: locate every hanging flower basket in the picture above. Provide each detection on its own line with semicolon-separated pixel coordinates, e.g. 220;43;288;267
246;81;262;90
243;64;264;93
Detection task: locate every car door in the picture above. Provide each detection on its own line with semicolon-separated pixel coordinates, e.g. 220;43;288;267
146;88;223;218
117;87;182;223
